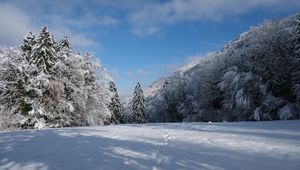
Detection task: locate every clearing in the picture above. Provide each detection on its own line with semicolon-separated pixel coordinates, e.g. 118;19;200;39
0;120;300;170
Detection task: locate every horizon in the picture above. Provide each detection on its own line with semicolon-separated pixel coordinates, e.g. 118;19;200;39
1;0;300;97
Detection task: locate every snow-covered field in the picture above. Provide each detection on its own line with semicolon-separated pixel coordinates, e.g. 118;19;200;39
0;121;300;170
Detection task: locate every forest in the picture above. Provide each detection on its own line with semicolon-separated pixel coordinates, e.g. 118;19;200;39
0;27;121;130
145;13;300;122
1;13;300;130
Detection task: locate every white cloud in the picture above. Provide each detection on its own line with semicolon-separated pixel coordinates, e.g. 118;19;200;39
69;34;97;48
0;4;34;46
1;0;299;45
64;13;119;29
0;2;98;50
128;0;300;36
100;16;119;27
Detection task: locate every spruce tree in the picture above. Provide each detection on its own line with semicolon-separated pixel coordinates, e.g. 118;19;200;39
131;82;146;123
29;27;57;74
19;32;36;119
57;36;71;56
21;31;36;60
108;81;123;124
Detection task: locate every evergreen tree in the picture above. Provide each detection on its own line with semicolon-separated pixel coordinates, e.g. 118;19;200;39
108;81;123;124
57;36;71;56
293;14;300;105
21;31;36;60
131;82;146;123
29;27;57;74
52;35;58;52
0;26;113;130
295;14;300;58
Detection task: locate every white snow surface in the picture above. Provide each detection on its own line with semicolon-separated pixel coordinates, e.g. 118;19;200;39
1;120;300;170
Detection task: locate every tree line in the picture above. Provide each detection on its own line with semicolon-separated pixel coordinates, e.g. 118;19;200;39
0;27;147;130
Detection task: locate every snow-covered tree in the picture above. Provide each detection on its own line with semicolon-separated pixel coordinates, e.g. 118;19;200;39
57;36;71;56
145;13;300;123
0;27;113;130
30;27;57;74
21;31;36;60
278;104;294;120
292;14;300;106
131;82;147;123
108;81;123;124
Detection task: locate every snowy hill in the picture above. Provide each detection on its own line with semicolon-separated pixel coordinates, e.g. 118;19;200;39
144;53;216;98
145;13;300;123
1;120;300;170
144;77;169;97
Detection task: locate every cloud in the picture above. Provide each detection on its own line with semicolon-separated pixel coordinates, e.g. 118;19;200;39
0;1;99;50
0;3;34;46
69;34;97;48
100;16;119;27
64;13;119;29
128;0;300;36
1;0;299;41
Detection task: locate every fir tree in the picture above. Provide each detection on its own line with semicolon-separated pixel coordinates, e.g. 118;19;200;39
21;31;36;60
57;36;71;56
108;81;123;124
52;35;58;52
29;27;57;74
131;82;146;123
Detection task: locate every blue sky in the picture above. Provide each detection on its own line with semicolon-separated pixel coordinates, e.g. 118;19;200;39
1;0;300;97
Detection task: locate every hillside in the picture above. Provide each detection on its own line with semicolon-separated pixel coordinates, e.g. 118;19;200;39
145;13;300;123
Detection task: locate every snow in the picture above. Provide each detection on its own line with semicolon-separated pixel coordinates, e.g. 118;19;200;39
144;77;168;98
175;54;213;74
1;120;300;170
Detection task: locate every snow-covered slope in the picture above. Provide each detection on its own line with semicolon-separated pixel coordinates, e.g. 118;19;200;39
144;13;300;123
1;120;300;170
143;55;209;98
144;77;169;97
144;14;297;100
175;54;215;75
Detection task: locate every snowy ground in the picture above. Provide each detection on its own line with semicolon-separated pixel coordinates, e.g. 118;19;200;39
0;121;300;170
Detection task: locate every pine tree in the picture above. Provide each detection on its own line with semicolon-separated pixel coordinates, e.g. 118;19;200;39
131;82;146;123
29;27;57;74
21;31;36;60
108;81;123;124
